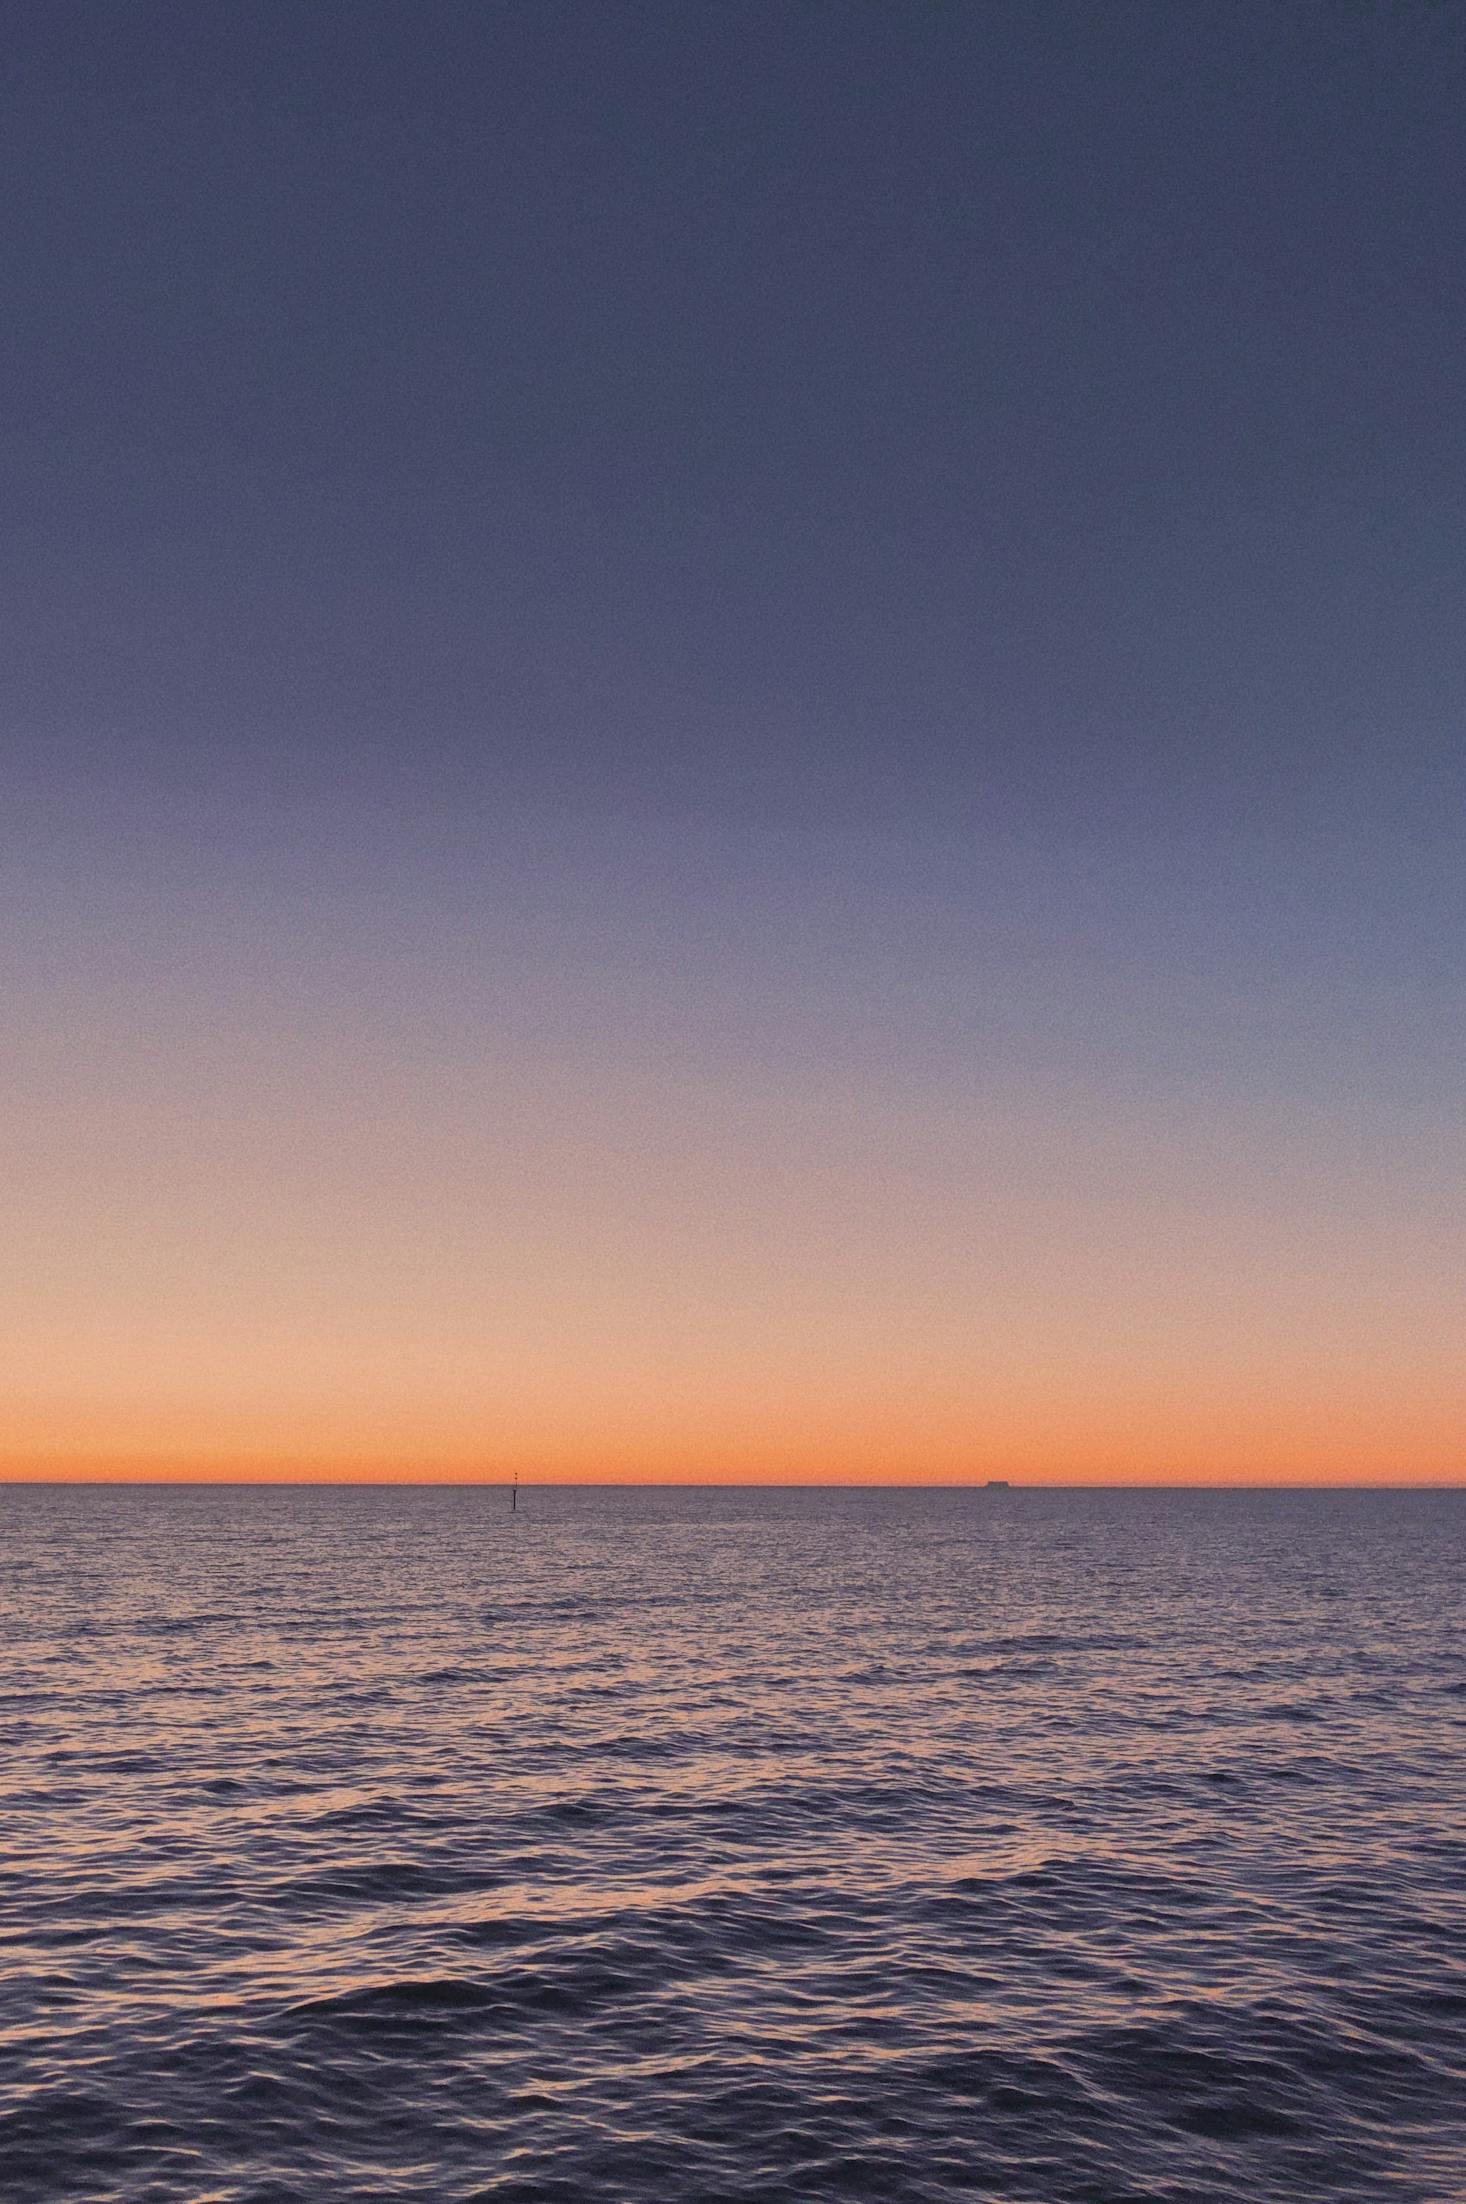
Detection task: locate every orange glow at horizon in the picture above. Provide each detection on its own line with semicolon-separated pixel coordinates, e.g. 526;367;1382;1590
9;900;1462;1492
7;1382;1462;1489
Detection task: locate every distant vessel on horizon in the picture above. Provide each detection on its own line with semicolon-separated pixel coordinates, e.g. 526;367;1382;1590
984;1479;1011;1488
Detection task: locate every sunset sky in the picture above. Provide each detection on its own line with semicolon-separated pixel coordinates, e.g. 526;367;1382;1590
6;3;1463;1484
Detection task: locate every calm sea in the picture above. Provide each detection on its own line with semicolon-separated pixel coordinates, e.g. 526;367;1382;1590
2;1484;1463;2202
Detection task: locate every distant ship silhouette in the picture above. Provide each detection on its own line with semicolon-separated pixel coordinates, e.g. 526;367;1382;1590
984;1479;1011;1488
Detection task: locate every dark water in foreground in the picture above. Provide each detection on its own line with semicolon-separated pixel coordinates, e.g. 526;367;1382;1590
2;1486;1463;2203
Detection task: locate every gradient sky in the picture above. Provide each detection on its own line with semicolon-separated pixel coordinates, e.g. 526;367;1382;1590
5;2;1463;1483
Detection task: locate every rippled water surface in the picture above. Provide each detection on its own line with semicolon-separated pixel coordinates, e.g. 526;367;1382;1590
3;1485;1464;2202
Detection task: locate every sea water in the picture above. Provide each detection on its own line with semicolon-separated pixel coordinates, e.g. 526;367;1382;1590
2;1484;1462;2201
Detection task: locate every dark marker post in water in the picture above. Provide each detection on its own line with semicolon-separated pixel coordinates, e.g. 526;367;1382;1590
511;1468;517;1513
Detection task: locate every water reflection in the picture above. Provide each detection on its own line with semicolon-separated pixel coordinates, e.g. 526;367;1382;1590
1;1485;1463;2200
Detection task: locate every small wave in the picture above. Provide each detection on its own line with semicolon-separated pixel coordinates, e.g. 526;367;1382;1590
4;1482;1462;2204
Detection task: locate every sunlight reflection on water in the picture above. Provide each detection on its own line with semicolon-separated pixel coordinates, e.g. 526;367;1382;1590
2;1484;1463;2201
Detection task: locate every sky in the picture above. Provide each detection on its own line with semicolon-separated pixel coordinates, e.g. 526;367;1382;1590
4;1;1463;1484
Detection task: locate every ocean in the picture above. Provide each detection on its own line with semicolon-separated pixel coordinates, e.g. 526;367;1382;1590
2;1483;1462;2202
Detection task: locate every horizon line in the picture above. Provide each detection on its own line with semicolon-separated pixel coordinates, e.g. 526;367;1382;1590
3;1476;1460;1492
